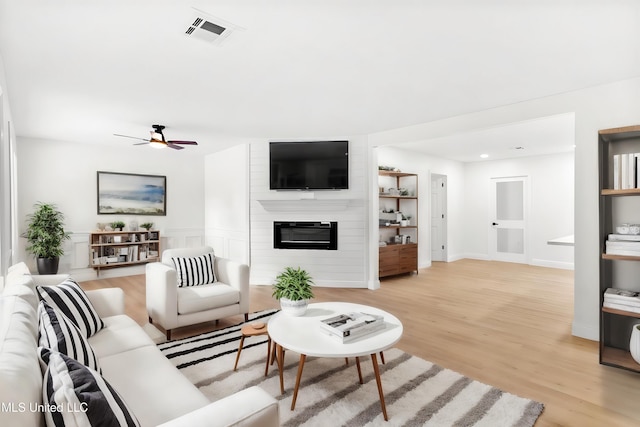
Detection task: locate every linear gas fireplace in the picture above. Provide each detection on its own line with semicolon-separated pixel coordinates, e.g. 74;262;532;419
274;221;338;250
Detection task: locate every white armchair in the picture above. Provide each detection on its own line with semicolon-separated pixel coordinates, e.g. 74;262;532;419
146;246;250;339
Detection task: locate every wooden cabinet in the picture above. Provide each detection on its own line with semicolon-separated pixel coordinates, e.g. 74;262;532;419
89;230;160;276
379;244;418;277
598;125;640;372
378;171;418;277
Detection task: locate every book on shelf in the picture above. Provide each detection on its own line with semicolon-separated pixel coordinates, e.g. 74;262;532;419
605;240;640;256
603;301;640;314
608;234;640;242
604;288;640;307
611;152;640;190
319;312;385;343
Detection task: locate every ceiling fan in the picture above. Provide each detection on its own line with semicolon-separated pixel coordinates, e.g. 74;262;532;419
114;124;198;150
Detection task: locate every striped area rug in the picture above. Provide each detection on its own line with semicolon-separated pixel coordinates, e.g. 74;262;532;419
159;310;543;426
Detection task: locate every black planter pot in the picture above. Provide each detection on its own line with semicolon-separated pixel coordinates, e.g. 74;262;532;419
37;257;60;275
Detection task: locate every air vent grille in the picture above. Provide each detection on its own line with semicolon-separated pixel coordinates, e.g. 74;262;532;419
184;9;240;46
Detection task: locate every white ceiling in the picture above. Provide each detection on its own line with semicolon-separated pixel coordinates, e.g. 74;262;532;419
0;1;639;158
395;112;576;163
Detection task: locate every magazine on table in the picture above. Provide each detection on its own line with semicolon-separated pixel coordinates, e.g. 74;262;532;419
320;312;385;342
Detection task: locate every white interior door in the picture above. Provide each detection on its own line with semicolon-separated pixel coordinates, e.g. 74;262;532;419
431;174;447;262
489;177;528;263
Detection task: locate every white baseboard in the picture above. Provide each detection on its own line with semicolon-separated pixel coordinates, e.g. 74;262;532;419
460;253;491;261
531;258;574;270
572;321;598;341
446;253;467;262
250;279;368;288
70;265;146;282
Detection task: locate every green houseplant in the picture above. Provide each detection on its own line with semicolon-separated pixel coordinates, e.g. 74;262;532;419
272;267;314;316
22;202;71;274
110;220;125;231
140;222;154;231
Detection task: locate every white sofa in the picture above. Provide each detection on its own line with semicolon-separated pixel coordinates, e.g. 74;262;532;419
0;262;279;427
146;247;250;339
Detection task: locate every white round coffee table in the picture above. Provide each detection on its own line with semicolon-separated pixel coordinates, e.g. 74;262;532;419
268;302;403;421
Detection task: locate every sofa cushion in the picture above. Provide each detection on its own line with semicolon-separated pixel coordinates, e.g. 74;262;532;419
100;345;209;426
40;348;140;427
177;283;240;315
38;301;101;373
88;315;155;358
37;279;105;337
1;273;39;311
0;296;42;427
171;252;216;287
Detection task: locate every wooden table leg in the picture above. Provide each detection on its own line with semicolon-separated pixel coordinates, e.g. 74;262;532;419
371;353;388;421
264;337;271;376
290;354;306;410
277;344;285;394
233;336;245;371
355;356;363;384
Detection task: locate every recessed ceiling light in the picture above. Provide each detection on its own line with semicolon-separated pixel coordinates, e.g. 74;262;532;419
480;154;489;159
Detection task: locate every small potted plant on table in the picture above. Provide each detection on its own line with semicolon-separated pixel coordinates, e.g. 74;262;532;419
272;267;314;316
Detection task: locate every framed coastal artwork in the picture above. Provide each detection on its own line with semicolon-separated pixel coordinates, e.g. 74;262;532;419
97;171;166;215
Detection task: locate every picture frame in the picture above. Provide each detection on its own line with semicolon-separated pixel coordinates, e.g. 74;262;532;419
97;171;166;215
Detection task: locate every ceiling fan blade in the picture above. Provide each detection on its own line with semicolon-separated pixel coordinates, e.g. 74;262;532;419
166;143;185;150
133;142;150;145
167;140;198;145
114;133;150;142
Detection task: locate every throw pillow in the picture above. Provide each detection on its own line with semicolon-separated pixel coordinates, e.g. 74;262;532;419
38;301;101;373
39;348;140;427
37;278;104;337
171;252;216;287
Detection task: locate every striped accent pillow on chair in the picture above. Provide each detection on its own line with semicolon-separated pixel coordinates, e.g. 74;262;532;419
171;252;217;287
37;278;105;337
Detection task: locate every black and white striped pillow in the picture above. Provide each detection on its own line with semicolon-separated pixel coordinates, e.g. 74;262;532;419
171;252;216;287
38;301;101;373
39;348;140;427
37;278;104;337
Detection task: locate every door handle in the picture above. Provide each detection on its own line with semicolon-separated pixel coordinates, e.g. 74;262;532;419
492;222;499;226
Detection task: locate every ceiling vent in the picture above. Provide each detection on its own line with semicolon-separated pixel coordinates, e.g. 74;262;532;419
184;8;241;46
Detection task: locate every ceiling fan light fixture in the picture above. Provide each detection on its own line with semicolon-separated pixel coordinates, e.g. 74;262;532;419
149;140;166;149
150;131;164;141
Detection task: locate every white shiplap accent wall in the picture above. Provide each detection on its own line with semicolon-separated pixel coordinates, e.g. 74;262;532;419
250;137;369;287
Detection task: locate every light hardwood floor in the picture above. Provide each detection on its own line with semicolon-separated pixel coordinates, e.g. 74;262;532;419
80;259;640;426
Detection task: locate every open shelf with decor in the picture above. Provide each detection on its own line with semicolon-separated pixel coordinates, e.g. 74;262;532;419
89;230;160;276
378;170;418;278
598;125;640;373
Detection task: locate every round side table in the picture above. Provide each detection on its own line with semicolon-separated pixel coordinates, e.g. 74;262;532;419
233;323;274;376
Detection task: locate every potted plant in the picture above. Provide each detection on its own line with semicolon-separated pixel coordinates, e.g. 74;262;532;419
22;202;71;274
272;267;314;316
110;220;125;231
140;222;154;231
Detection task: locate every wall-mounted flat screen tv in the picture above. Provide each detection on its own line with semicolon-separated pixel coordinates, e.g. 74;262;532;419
269;140;349;190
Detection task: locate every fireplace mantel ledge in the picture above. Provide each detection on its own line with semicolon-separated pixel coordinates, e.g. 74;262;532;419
257;198;360;212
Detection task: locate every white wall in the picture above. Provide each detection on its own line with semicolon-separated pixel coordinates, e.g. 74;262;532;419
16;137;206;279
204;143;251;263
464;152;574;269
370;76;640;341
249;137;370;287
0;52;17;288
376;146;466;267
